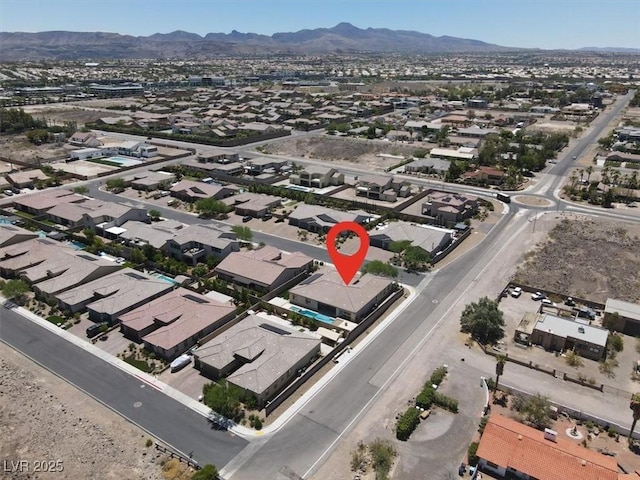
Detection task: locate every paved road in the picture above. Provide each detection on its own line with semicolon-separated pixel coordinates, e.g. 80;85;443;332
0;307;248;467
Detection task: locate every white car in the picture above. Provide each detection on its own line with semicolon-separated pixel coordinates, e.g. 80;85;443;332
511;287;522;298
531;292;545;301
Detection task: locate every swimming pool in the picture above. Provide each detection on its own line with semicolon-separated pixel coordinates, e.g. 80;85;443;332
153;273;179;285
106;156;143;167
290;305;334;324
70;241;87;250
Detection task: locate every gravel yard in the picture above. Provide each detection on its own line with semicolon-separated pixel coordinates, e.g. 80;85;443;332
0;342;165;480
513;216;640;303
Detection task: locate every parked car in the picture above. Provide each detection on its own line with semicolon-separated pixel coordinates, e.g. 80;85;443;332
541;298;553;306
3;300;17;309
262;212;273;221
86;322;107;338
3;189;14;196
242;215;252;223
511;287;522;298
531;292;545;301
564;297;576;307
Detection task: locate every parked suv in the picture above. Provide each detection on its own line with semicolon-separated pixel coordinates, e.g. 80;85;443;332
511;287;522;298
86;322;107;338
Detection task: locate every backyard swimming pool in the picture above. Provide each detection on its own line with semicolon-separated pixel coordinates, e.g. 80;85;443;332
153;273;179;285
290;305;335;324
106;156;143;167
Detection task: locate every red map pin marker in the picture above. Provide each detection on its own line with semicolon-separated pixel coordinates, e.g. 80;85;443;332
326;221;370;285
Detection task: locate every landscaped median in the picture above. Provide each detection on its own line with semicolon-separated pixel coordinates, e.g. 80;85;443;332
395;366;459;441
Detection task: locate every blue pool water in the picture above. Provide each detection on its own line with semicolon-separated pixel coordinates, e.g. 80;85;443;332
70;241;87;250
106;156;143;167
153;273;179;285
290;305;334;324
0;217;13;225
36;230;47;238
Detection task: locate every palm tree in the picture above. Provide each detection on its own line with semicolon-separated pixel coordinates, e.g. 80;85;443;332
629;393;640;442
578;169;585;184
494;354;507;395
585;165;594;184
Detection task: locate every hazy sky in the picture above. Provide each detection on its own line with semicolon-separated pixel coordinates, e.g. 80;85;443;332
1;0;638;50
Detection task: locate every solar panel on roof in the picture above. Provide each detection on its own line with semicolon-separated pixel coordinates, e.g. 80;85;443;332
258;323;291;336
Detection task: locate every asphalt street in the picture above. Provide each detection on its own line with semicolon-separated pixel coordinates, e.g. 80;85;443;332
0;308;248;467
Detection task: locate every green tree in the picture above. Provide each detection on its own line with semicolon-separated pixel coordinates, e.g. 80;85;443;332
148;209;161;221
202;380;243;421
82;228;96;243
105;178;127;192
232;225;253;242
1;279;30;304
194;198;230;218
521;394;552;429
362;260;398;278
460;297;505;345
130;248;145;264
26;129;50;144
72;186;89;195
191;464;218;480
402;246;431;270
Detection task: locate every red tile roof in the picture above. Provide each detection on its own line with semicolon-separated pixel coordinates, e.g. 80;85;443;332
477;415;618;480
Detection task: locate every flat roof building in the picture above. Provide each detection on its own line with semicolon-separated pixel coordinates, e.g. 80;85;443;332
604;298;640;335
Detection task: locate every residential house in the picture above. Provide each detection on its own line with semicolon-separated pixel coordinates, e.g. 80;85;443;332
604;298;640;336
456;126;498;138
289;271;395;322
197;149;240;164
422;191;479;223
7;169;50;189
169;180;237;202
524;313;609;361
119;288;236;360
125;171;175;191
246;157;288;176
461;166;505;186
69;132;101;148
12;190;85;216
355;174;411;202
0;238;74;279
194;315;321;407
81;203;149;232
606;152;640;164
289;166;345;189
288;204;374;234
369;223;453;257
429;147;477;162
70;147;106;160
117;219;186;250
477;414;619;480
0;224;38;247
214;246;313;293
404;157;451;175
222;192;281;218
182;159;244;177
56;268;173;323
166;224;239;265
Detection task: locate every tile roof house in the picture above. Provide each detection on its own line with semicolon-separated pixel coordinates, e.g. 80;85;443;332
289;166;345;189
118;219;186;249
69;132;101;148
0;224;38;248
462;166;505;186
477;414;618;480
288;204;374;234
422;190;479;223
56;268;173;324
355;174;411;202
289;271;395;322
7;169;50;188
166;224;239;265
125;171;176;191
119;288;236;360
169;180;237;202
194;315;321;407
0;238;77;280
222;192;282;218
214;246;313;293
369;222;454;256
404;157;451;175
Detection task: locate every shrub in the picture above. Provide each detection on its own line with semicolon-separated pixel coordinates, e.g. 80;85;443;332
145;438;153;448
467;442;479;466
478;416;488;435
607;334;624;353
430;366;447;386
369;438;396;479
395;407;420;441
415;387;435;409
254;417;263;430
433;392;459;413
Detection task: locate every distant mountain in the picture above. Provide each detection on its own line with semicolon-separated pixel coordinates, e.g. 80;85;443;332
579;46;640;53
0;23;514;60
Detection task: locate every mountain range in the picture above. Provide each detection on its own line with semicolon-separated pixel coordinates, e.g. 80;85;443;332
0;23;515;60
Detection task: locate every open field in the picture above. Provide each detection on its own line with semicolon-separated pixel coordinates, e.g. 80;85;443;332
260;136;430;171
514;216;640;303
0;341;165;480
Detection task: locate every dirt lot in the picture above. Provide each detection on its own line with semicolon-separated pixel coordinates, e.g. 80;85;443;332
0;341;166;480
513;216;640;303
260;136;430;171
1;134;73;164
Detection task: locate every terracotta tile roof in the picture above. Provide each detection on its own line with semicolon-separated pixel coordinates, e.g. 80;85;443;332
477;415;618;480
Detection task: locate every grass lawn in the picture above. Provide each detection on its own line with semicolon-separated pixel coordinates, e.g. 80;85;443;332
46;315;65;325
123;355;153;373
